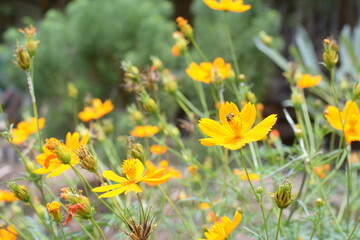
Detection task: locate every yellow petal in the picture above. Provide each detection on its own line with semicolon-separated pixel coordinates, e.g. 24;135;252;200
203;0;222;10
103;170;127;183
325;105;343;130
47;164;71;178
239;102;256;134
98;186;128;198
343;101;359;117
243;114;277;141
219;102;240;126
124;183;143;195
198;118;233;138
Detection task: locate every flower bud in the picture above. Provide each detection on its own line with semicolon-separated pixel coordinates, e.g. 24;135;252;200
353;83;360;100
322;38;339;70
67;82;78;99
26;40;40;57
54;146;71;164
162;70;178;94
176;17;193;39
141;94;158;114
315;198;326;208
245;91;257;104
127;137;145;162
259;31;273;46
256;187;264;195
14;44;31;71
47;201;62;222
238;74;246;82
270;179;298;209
7;182;30;203
291;91;303;109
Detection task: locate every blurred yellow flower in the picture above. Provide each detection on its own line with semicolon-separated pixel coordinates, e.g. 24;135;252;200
145;160;182;180
0;190;18;202
199;211;242;240
186;57;231;84
78;98;114;122
130;125;159;138
203;0;251;13
34;132;89;177
297;74;322;89
325;101;360;144
149;145;168;155
198;102;277;150
233;169;260;181
198;202;210;210
0;226;17;240
11;117;45;145
92;158;172;198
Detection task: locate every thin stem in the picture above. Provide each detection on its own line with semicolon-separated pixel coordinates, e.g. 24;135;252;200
29;201;58;239
189;38;208;62
223;148;228;213
275;208;283;240
58;223;66;240
258;194;269;240
158;185;194;237
136;193;145;221
224;12;240;76
90;217;107;240
346;216;360;240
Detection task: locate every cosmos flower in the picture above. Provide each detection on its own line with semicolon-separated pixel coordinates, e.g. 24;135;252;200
130;125;159;138
203;0;251;13
78;98;114;122
198;102;277;150
297;74;322;89
11;117;45;145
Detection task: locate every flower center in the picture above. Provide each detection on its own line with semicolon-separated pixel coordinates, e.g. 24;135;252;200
226;115;243;137
122;159;138;177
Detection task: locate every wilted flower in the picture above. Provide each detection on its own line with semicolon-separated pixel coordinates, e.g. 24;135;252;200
270;179;298;209
74;146;98;173
122;207;156;240
7;182;30;203
14;43;31;71
198;102;277;150
46;201;62;222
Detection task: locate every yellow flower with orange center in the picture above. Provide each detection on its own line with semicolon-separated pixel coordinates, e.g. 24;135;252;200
186;57;231;84
203;0;251;13
33;132;89;177
130;125;159;138
149;145;168;155
0;226;17;240
233;169;260;181
11;117;45;145
0;190;18;202
92;158;172;198
325;101;360;144
78;98;114;122
297;74;322;89
198;102;277;150
199;211;242;240
145;160;182;180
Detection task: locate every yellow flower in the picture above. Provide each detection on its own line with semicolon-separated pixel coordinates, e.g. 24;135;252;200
198;202;210;210
325;101;360;144
33;132;89;177
199;211;242;240
92;158;172;198
203;0;251;13
0;190;18;202
145;160;183;180
11;117;45;145
78;98;114;122
198;102;277;150
149;145;168;155
130;125;159;138
46;201;62;222
0;226;17;240
233;169;260;181
297;74;322;89
186;57;231;84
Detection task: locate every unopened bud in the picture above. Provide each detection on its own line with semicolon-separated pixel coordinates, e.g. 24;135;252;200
176;17;193;39
7;182;30;203
256;187;264;195
142;97;158;114
291;92;304;109
238;74;246;82
270;179;298;209
245;91;257;104
315;198;326;208
14;44;31;71
323;38;339;70
353;83;360;100
55;147;71;164
127;137;145;162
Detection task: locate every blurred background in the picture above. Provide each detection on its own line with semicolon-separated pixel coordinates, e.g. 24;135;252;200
0;0;359;138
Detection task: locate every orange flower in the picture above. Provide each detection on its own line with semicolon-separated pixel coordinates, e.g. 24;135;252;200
34;132;89;177
92;158;172;198
172;45;180;56
297;74;322;88
46;201;62;222
0;190;18;202
198;202;210;210
145;160;182;180
198;102;277;150
11;117;45;145
130;125;159;138
186;57;231;84
149;145;167;155
203;0;251;13
188;165;199;175
199;211;242;240
0;226;17;240
78;98;114;122
313;164;330;179
233;169;260;181
325;101;360;144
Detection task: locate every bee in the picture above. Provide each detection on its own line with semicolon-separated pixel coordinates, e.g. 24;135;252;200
226;113;235;122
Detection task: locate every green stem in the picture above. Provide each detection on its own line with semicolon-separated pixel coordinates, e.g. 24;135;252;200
158;185;194;237
259;194;269;240
90;217;106;240
346;216;360;240
224;12;240;76
189;38;208;62
275;208;283;240
223;148;228;213
29;201;58;239
58;223;66;240
136;193;145;221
